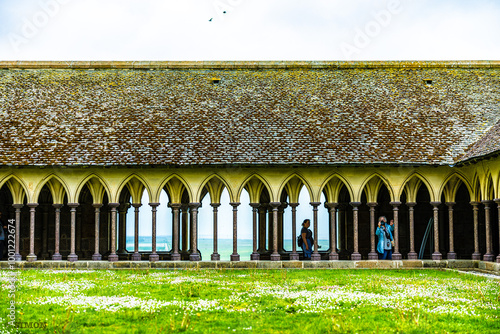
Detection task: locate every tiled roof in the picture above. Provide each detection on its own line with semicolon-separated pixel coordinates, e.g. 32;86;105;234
460;119;500;162
0;61;499;166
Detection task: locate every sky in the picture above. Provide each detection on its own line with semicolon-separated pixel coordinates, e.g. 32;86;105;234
1;0;499;258
1;0;500;61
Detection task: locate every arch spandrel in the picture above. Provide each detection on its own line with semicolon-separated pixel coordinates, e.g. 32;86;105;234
359;173;395;203
0;175;28;204
319;173;354;203
237;173;273;203
116;173;153;204
33;174;71;204
74;173;112;205
398;172;436;203
196;173;233;204
157;174;192;204
278;173;313;203
437;172;473;203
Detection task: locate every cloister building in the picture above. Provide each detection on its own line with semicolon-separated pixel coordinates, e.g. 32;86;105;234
0;61;499;263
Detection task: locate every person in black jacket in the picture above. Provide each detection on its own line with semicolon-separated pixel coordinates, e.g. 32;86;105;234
300;219;313;260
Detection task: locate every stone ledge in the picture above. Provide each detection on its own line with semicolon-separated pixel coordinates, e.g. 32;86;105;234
1;60;499;70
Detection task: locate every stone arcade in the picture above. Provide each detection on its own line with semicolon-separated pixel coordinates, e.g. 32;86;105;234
0;61;499;265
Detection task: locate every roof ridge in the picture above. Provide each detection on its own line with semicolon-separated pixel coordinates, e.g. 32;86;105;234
1;60;500;70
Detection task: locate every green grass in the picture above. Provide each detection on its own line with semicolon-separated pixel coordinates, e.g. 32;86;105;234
1;269;499;333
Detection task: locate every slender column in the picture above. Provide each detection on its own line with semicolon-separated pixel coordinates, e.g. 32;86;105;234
189;203;201;261
495;199;500;263
91;204;103;261
181;204;189;254
277;204;285;252
482;200;494;261
250;203;260;260
117;203;129;254
149;203;160;262
367;202;378;260
258;205;267;253
471;201;481;260
12;204;23;261
445;202;456;260
289;203;300;261
350;202;362;261
325;202;339;260
229;202;241;261
269;202;281;261
390;201;402;260
310;202;322;261
268;208;273;252
130;204;142;261
67;203;79;262
430;201;442;260
51;204;63;260
26;203;38;262
406;202;418;259
108;203;119;261
210;203;221;261
170;203;181;261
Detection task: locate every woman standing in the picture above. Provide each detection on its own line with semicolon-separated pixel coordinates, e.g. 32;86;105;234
376;216;393;260
300;219;313;260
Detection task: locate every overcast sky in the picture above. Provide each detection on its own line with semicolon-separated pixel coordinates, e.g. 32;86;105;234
1;0;499;61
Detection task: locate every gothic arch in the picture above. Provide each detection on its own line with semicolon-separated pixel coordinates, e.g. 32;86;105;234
33;174;71;204
157;173;193;204
0;174;29;204
438;172;473;203
116;173;153;204
196;173;233;203
359;172;395;203
399;172;435;202
277;173;314;203
74;173;112;204
319;173;354;203
237;173;273;203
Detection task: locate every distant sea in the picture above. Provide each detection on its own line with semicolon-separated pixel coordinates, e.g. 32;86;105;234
126;236;330;261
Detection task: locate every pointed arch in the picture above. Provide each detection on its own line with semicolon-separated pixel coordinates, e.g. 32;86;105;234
74;173;112;204
116;173;153;204
319;173;354;203
277;173;314;203
484;172;495;201
359;172;395;203
437;171;473;203
0;174;29;204
237;173;273;203
157;173;193;204
33;174;71;204
471;173;482;202
399;172;436;202
196;173;233;203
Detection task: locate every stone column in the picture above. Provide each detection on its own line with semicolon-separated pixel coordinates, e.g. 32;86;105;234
482;200;494;261
269;202;281;261
117;203;129;254
67;203;79;262
92;204;103;261
268;208;273;252
52;204;63;260
289;203;300;261
367;202;378;260
12;204;23;261
27;203;38;262
229;202;241;261
310;202;322;261
181;204;189;255
325;202;339;260
258;205;267;253
277;204;286;253
250;203;260;260
471;201;481;260
189;203;201;261
108;203;119;262
430;201;442;260
170;203;181;261
210;203;221;261
149;203;160;262
390;201;402;260
130;204;141;261
445;202;456;260
350;202;362;261
406;202;418;259
495;199;500;263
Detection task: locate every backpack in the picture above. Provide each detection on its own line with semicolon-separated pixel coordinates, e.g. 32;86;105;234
297;235;303;247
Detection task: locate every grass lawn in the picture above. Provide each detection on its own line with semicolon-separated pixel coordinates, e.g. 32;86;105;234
0;268;499;333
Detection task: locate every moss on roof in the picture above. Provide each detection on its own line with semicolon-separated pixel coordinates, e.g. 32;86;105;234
0;61;499;166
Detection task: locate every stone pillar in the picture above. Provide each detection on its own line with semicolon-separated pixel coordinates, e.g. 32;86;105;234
268;208;273;252
27;203;38;262
117;203;129;254
277;204;286;253
258;205;267;253
149;203;160;262
270;202;281;261
350;202;362;261
12;204;23;261
445;202;456;260
181;204;189;254
108;203;119;262
52;204;63;260
495;199;500;263
229;202;241;261
250;203;260;260
471;201;481;260
289;203;300;261
367;202;378;260
390;201;402;260
92;204;103;261
406;202;418;259
210;203;221;261
67;203;79;262
482;200;494;261
310;202;322;261
130;204;141;261
170;203;181;261
189;203;201;261
430;201;442;260
325;202;339;260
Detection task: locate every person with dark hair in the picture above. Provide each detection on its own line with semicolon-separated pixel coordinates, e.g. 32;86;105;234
300;219;313;260
376;216;394;260
0;212;6;260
